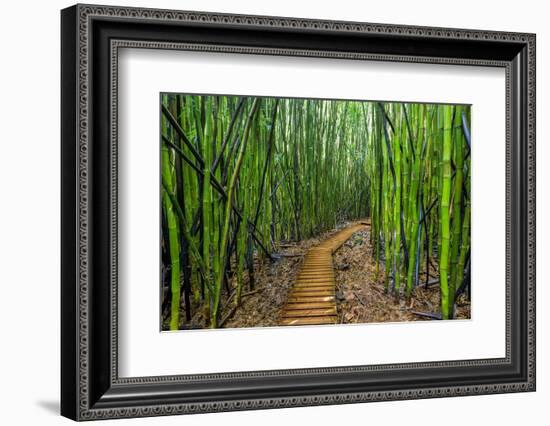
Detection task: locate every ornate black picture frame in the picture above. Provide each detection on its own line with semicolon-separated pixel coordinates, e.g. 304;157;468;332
61;3;536;421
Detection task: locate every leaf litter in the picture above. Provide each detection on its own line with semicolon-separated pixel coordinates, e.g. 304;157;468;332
177;222;470;329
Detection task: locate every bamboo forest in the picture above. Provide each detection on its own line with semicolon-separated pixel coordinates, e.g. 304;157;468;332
160;94;471;331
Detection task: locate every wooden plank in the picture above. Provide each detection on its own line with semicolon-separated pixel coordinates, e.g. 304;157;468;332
303;258;331;260
280;316;337;326
291;290;335;297
301;262;331;265
287;296;335;303
296;278;334;283
299;269;332;272
289;288;335;297
297;278;334;282
299;265;332;268
296;280;334;284
303;256;331;259
294;281;334;286
284;302;335;310
303;258;332;260
298;269;334;272
282;307;337;317
290;295;335;301
293;286;335;292
289;296;334;302
299;272;332;274
296;276;334;280
293;285;334;291
297;272;334;276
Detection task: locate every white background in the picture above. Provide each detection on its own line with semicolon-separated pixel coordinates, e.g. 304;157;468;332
0;0;547;425
119;49;505;377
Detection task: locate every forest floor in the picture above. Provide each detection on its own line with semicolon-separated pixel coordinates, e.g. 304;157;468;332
332;228;471;324
225;222;471;328
178;221;471;329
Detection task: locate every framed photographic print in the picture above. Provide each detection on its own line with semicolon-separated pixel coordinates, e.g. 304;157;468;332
61;3;536;421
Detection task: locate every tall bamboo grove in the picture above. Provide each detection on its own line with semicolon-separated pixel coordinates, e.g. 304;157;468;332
160;94;471;329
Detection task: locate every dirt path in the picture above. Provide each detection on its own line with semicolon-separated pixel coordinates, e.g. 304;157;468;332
279;222;369;326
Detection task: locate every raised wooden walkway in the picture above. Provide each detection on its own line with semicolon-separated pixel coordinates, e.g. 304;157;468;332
280;222;369;326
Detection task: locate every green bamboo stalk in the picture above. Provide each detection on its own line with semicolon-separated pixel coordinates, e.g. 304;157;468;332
162;191;180;330
202;101;213;317
439;105;453;320
393;105;402;294
235;214;246;304
162;178;209;284
448;106;464;318
211;99;260;328
454;150;471;303
161;96;181;330
405;104;424;299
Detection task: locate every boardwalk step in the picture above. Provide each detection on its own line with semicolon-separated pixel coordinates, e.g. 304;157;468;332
291;290;335;297
287;296;335;303
296;278;334;282
297;273;334;277
294;281;334;286
296;276;335;281
297;273;333;276
282;307;337;317
285;302;335;310
293;285;334;291
280;316;337;326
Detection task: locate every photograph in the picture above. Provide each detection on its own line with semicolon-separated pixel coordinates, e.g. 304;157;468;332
160;94;472;331
57;3;536;420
